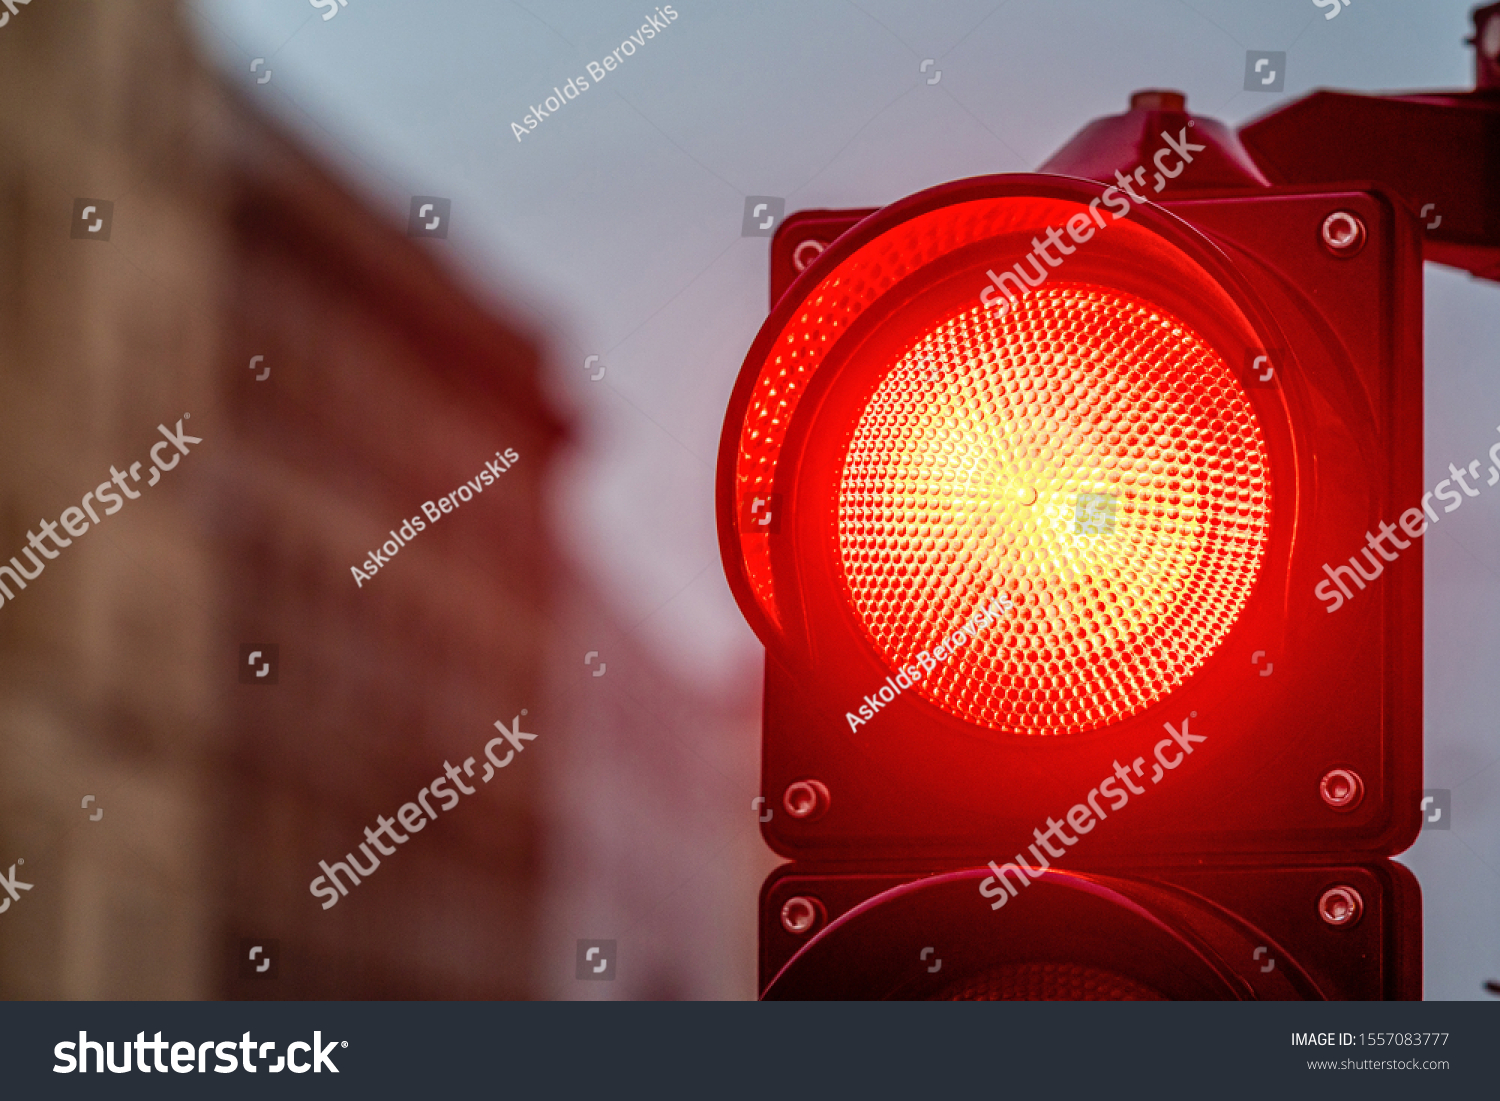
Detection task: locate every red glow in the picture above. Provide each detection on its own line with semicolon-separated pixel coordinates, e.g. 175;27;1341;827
733;196;1095;631
838;282;1270;735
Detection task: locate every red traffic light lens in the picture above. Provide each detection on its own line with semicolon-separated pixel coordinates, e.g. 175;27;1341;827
722;180;1278;737
839;281;1270;736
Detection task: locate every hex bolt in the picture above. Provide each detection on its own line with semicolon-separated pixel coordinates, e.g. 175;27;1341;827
1318;885;1364;928
783;779;831;821
1321;211;1366;257
1319;768;1364;811
791;239;826;273
780;895;824;936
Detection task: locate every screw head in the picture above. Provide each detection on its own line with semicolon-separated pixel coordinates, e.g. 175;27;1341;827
780;895;824;936
1319;768;1364;811
783;779;831;821
1321;211;1366;256
1318;885;1364;927
791;239;826;273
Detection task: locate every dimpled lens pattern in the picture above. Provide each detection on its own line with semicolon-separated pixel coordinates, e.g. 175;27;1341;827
931;962;1165;1001
839;282;1270;736
735;197;1092;631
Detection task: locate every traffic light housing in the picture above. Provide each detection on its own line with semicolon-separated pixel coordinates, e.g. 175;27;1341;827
760;862;1420;1000
720;97;1425;999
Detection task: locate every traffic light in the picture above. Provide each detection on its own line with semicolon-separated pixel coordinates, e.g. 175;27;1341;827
760;863;1419;1001
718;90;1425;999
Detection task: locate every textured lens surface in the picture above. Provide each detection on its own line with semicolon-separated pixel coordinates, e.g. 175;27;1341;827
838;282;1270;736
735;197;1096;631
931;961;1165;1001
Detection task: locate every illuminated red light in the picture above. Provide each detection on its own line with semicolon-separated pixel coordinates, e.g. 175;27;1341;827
732;195;1106;633
838;282;1270;735
725;187;1274;735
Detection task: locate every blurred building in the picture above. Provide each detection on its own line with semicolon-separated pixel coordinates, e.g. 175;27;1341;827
538;574;768;1000
0;0;561;998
